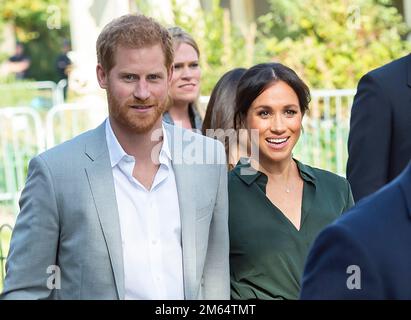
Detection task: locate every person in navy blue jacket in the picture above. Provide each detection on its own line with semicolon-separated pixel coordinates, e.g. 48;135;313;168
347;54;411;202
300;161;411;299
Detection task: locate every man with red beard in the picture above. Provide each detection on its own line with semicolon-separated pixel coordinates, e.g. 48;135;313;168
1;14;229;300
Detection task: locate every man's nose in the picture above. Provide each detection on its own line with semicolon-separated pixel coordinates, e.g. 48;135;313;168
133;81;150;101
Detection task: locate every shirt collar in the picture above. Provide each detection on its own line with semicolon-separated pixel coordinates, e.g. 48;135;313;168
159;124;172;164
233;158;316;186
295;159;316;184
106;119;127;168
105;118;172;168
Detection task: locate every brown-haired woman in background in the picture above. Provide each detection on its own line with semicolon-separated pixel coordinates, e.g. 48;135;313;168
229;63;354;299
202;68;247;169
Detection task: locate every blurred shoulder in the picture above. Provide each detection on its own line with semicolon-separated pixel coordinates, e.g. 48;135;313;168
364;54;411;84
164;121;226;166
164;121;225;150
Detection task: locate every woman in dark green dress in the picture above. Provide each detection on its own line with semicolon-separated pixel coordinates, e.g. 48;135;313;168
229;63;354;299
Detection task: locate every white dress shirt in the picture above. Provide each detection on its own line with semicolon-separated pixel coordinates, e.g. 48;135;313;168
105;119;184;300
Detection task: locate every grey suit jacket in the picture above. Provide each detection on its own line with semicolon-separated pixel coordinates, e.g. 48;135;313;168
1;121;229;300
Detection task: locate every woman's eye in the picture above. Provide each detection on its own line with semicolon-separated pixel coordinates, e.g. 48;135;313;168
258;111;270;117
285;110;297;116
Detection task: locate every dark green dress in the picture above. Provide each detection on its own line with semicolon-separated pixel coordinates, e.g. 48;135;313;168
229;159;354;300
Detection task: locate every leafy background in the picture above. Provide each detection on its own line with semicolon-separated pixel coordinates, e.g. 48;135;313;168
137;0;410;93
1;0;410;286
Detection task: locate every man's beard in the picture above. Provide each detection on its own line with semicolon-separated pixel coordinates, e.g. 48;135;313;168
107;91;167;134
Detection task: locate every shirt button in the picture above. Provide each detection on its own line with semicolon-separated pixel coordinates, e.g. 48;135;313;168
152;240;157;245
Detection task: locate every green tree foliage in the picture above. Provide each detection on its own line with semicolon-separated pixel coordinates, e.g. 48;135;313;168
0;0;70;82
172;0;250;94
257;0;411;89
137;0;410;92
137;0;249;95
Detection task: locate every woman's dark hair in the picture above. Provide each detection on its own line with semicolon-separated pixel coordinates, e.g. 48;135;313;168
202;68;247;134
234;63;311;130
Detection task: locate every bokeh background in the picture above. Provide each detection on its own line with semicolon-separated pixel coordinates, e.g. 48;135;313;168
1;0;410;289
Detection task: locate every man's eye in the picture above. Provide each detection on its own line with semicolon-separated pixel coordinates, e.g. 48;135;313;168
190;63;199;68
124;75;135;81
147;74;160;80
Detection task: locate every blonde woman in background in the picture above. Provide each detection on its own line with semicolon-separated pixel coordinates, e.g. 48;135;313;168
164;27;202;130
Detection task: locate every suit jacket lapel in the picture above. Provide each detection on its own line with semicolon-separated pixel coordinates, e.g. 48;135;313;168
165;123;197;300
84;122;125;299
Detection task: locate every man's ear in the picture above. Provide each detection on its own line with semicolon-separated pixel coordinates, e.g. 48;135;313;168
96;64;108;89
167;65;173;84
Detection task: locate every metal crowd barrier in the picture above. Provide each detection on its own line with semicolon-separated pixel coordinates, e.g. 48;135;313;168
0;223;12;289
45;97;108;148
0;89;356;287
0;81;65;109
294;89;356;176
0;89;356;219
199;90;356;176
0;107;45;215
